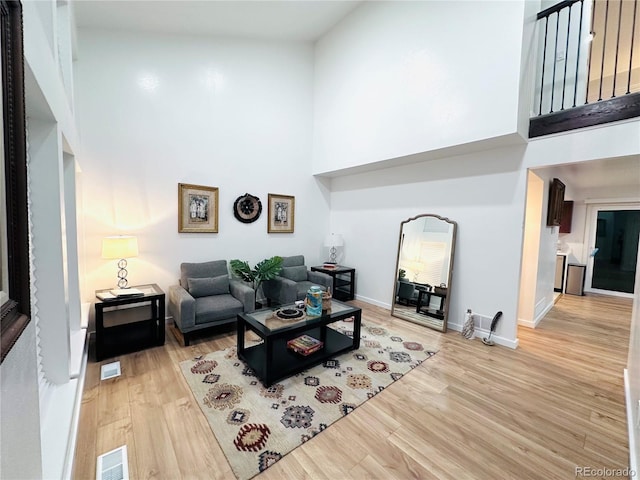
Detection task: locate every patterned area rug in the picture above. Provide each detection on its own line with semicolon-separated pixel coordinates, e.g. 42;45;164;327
179;319;437;480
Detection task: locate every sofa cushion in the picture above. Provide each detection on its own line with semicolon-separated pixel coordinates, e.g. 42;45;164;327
180;260;228;289
281;255;305;268
281;265;308;282
194;294;244;324
187;275;230;298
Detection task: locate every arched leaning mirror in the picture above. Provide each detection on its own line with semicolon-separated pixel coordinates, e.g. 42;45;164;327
391;214;457;332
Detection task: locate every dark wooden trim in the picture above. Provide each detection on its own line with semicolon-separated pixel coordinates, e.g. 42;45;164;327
1;0;30;364
1;301;29;362
529;92;640;138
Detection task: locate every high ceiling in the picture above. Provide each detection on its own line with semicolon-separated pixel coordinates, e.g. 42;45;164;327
73;0;362;42
73;0;639;193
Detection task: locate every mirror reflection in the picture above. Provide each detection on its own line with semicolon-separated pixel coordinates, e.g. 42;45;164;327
391;214;457;332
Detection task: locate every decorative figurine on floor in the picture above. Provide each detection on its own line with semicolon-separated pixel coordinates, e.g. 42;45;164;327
482;311;503;346
461;308;474;339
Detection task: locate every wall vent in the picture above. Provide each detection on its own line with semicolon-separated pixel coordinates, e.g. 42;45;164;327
96;445;129;480
100;361;121;381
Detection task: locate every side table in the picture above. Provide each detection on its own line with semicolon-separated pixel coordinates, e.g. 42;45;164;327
310;265;356;301
94;283;165;361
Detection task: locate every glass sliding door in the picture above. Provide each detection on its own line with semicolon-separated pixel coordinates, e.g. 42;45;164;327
590;209;640;294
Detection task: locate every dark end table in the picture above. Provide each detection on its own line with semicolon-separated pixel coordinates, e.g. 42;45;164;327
94;284;165;361
310;265;355;301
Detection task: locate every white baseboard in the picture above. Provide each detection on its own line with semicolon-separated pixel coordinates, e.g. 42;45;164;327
354;294;391;310
448;322;519;349
518;317;537;328
624;369;638;476
520;298;555;329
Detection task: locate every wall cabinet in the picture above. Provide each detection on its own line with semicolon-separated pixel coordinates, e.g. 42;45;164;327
560;201;573;233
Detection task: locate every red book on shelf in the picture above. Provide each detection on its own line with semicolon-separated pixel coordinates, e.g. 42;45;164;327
287;334;324;356
322;263;337;269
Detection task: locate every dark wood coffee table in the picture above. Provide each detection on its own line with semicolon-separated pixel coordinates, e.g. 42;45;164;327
237;300;361;386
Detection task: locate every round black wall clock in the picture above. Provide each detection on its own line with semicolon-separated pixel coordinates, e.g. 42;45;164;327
233;193;262;223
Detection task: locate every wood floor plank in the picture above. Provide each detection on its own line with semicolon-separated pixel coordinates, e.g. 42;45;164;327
72;293;633;479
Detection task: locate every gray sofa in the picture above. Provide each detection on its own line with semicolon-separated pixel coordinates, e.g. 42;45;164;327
168;260;254;345
262;255;333;306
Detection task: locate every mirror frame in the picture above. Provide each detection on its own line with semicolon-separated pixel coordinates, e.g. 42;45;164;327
390;214;457;332
1;0;30;364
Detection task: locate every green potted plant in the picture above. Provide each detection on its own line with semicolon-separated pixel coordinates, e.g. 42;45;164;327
230;256;283;307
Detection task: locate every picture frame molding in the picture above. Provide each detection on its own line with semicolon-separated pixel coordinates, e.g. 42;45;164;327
178;183;219;233
267;193;295;234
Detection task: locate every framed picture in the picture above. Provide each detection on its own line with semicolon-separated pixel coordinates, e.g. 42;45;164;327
178;183;219;233
268;194;295;233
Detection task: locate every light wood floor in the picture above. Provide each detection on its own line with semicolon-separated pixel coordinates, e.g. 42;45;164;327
73;294;633;480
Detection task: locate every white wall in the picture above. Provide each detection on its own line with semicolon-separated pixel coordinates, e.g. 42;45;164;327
531;169;561;320
313;0;527;175
330;144;528;347
518;170;544;327
626;251;640;472
75;30;329;300
0;322;42;480
1;1;84;478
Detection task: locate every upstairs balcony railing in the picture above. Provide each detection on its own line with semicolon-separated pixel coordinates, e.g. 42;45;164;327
530;0;640;137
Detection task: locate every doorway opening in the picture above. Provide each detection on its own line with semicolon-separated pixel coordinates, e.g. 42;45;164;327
586;205;640;297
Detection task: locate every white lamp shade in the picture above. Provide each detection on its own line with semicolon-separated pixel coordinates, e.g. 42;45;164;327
324;233;344;248
101;236;139;259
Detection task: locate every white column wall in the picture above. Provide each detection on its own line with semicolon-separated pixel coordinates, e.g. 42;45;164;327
64;152;82;332
27;119;70;386
518;171;544;327
313;0;527;175
0;322;42;480
74;30;328;299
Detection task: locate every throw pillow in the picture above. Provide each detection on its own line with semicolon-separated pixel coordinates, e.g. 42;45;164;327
187;275;230;298
280;265;308;282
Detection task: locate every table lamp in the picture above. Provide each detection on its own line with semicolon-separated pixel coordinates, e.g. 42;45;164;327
324;233;344;264
102;235;138;288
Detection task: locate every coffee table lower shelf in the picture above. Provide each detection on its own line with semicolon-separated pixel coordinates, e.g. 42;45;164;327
239;327;354;386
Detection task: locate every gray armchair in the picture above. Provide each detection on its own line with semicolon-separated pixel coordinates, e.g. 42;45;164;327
397;280;416;305
168;260;254;346
262;255;333;306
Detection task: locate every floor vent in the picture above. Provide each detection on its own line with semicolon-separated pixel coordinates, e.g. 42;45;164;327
100;361;121;381
96;445;129;480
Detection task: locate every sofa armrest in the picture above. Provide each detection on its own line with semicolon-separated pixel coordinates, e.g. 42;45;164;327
262;277;298;305
230;279;255;313
308;270;333;292
168;284;196;331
